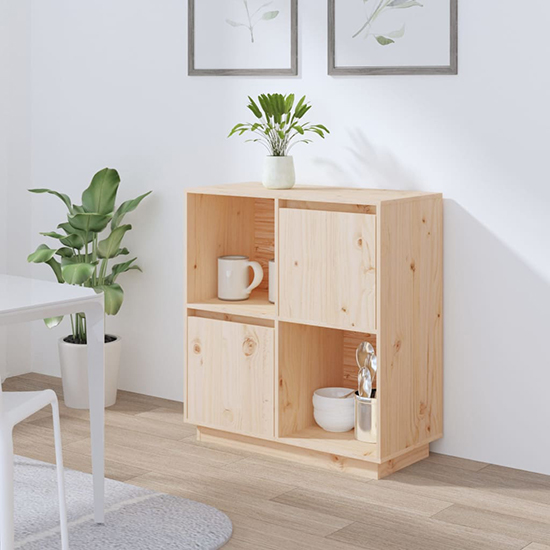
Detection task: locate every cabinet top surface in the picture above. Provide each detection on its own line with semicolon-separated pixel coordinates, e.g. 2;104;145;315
186;182;441;205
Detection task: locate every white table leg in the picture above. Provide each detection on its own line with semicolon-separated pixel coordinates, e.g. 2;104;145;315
0;428;14;550
85;301;105;524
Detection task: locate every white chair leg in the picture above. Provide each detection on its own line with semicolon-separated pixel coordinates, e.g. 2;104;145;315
0;429;14;550
51;399;69;550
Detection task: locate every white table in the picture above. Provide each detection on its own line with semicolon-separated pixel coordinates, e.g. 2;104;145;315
0;275;105;523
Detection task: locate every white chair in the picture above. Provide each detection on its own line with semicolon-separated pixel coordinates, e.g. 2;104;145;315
0;385;69;550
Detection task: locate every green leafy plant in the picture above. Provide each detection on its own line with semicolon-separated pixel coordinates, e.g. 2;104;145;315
228;94;329;157
353;0;423;45
27;168;151;344
226;0;279;43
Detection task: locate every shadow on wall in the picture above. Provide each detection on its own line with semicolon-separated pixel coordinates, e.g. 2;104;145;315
433;200;550;476
314;128;420;190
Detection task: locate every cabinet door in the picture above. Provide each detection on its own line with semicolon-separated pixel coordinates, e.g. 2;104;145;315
279;208;376;332
187;317;274;438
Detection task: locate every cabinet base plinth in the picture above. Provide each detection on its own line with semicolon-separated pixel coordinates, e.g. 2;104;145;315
196;426;429;480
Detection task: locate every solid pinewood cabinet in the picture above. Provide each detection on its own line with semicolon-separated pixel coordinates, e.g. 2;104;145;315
184;183;443;479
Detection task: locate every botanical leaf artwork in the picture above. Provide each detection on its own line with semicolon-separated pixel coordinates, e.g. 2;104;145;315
226;0;279;43
353;0;423;46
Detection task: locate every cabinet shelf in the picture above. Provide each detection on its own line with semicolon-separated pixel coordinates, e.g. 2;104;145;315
279;426;379;463
188;290;275;319
185;183;443;480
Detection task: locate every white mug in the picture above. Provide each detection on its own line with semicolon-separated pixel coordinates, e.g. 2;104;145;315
218;255;264;301
268;259;275;304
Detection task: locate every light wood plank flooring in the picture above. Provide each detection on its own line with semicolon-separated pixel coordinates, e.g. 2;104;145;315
5;373;550;550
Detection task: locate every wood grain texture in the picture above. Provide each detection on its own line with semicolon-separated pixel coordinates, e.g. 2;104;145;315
186;183;442;205
425;452;488;472
377;196;443;460
254;198;275;293
187;194;256;303
279;208;376;332
185;185;443;477
187;317;274;438
278;425;378;463
328;517;525;550
278;322;343;437
197;426;381;479
188;290;275;319
9;374;550;550
432;504;550;547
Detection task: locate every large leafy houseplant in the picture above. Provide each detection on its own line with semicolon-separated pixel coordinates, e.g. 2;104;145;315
228;94;329;190
27;168;151;344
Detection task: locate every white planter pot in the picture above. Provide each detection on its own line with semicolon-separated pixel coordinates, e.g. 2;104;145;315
58;335;122;409
262;156;296;190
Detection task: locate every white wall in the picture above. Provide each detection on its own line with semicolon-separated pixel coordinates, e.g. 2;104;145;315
5;0;548;475
0;0;32;380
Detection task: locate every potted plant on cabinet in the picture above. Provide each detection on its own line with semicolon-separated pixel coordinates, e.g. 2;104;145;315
27;168;151;409
229;93;329;190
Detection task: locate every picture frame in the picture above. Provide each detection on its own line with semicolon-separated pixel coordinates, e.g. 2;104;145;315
189;0;298;76
328;0;458;76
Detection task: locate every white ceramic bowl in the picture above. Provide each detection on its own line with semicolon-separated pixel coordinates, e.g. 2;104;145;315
312;387;354;432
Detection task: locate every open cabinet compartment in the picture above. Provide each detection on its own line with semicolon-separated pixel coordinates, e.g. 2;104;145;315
277;321;380;462
186;193;275;317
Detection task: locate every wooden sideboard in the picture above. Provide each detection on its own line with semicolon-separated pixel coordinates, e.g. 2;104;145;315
184;183;443;479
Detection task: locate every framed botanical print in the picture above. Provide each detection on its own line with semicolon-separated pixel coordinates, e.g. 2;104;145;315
189;0;298;76
328;0;458;75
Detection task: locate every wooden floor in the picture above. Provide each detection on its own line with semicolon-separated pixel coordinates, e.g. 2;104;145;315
5;373;550;550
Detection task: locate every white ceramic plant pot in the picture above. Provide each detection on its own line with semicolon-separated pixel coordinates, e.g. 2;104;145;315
58;335;122;409
262;156;296;190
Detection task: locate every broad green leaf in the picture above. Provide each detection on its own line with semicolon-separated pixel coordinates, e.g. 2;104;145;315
55;247;74;258
294;95;306;116
388;24;406;38
29;188;73;213
226;19;246;27
95;284;124;315
40;231;65;240
106;258;142;284
284;94;295;113
57;222;93;245
61;256;79;267
61;263;94;285
97;225;132;259
72;205;85;214
68;213;112;233
375;35;395;45
44;316;63;329
57;222;73;234
111;191;151;229
46;257;64;283
59;233;85;249
28;244;57;263
81;168;120;214
247;97;263;119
